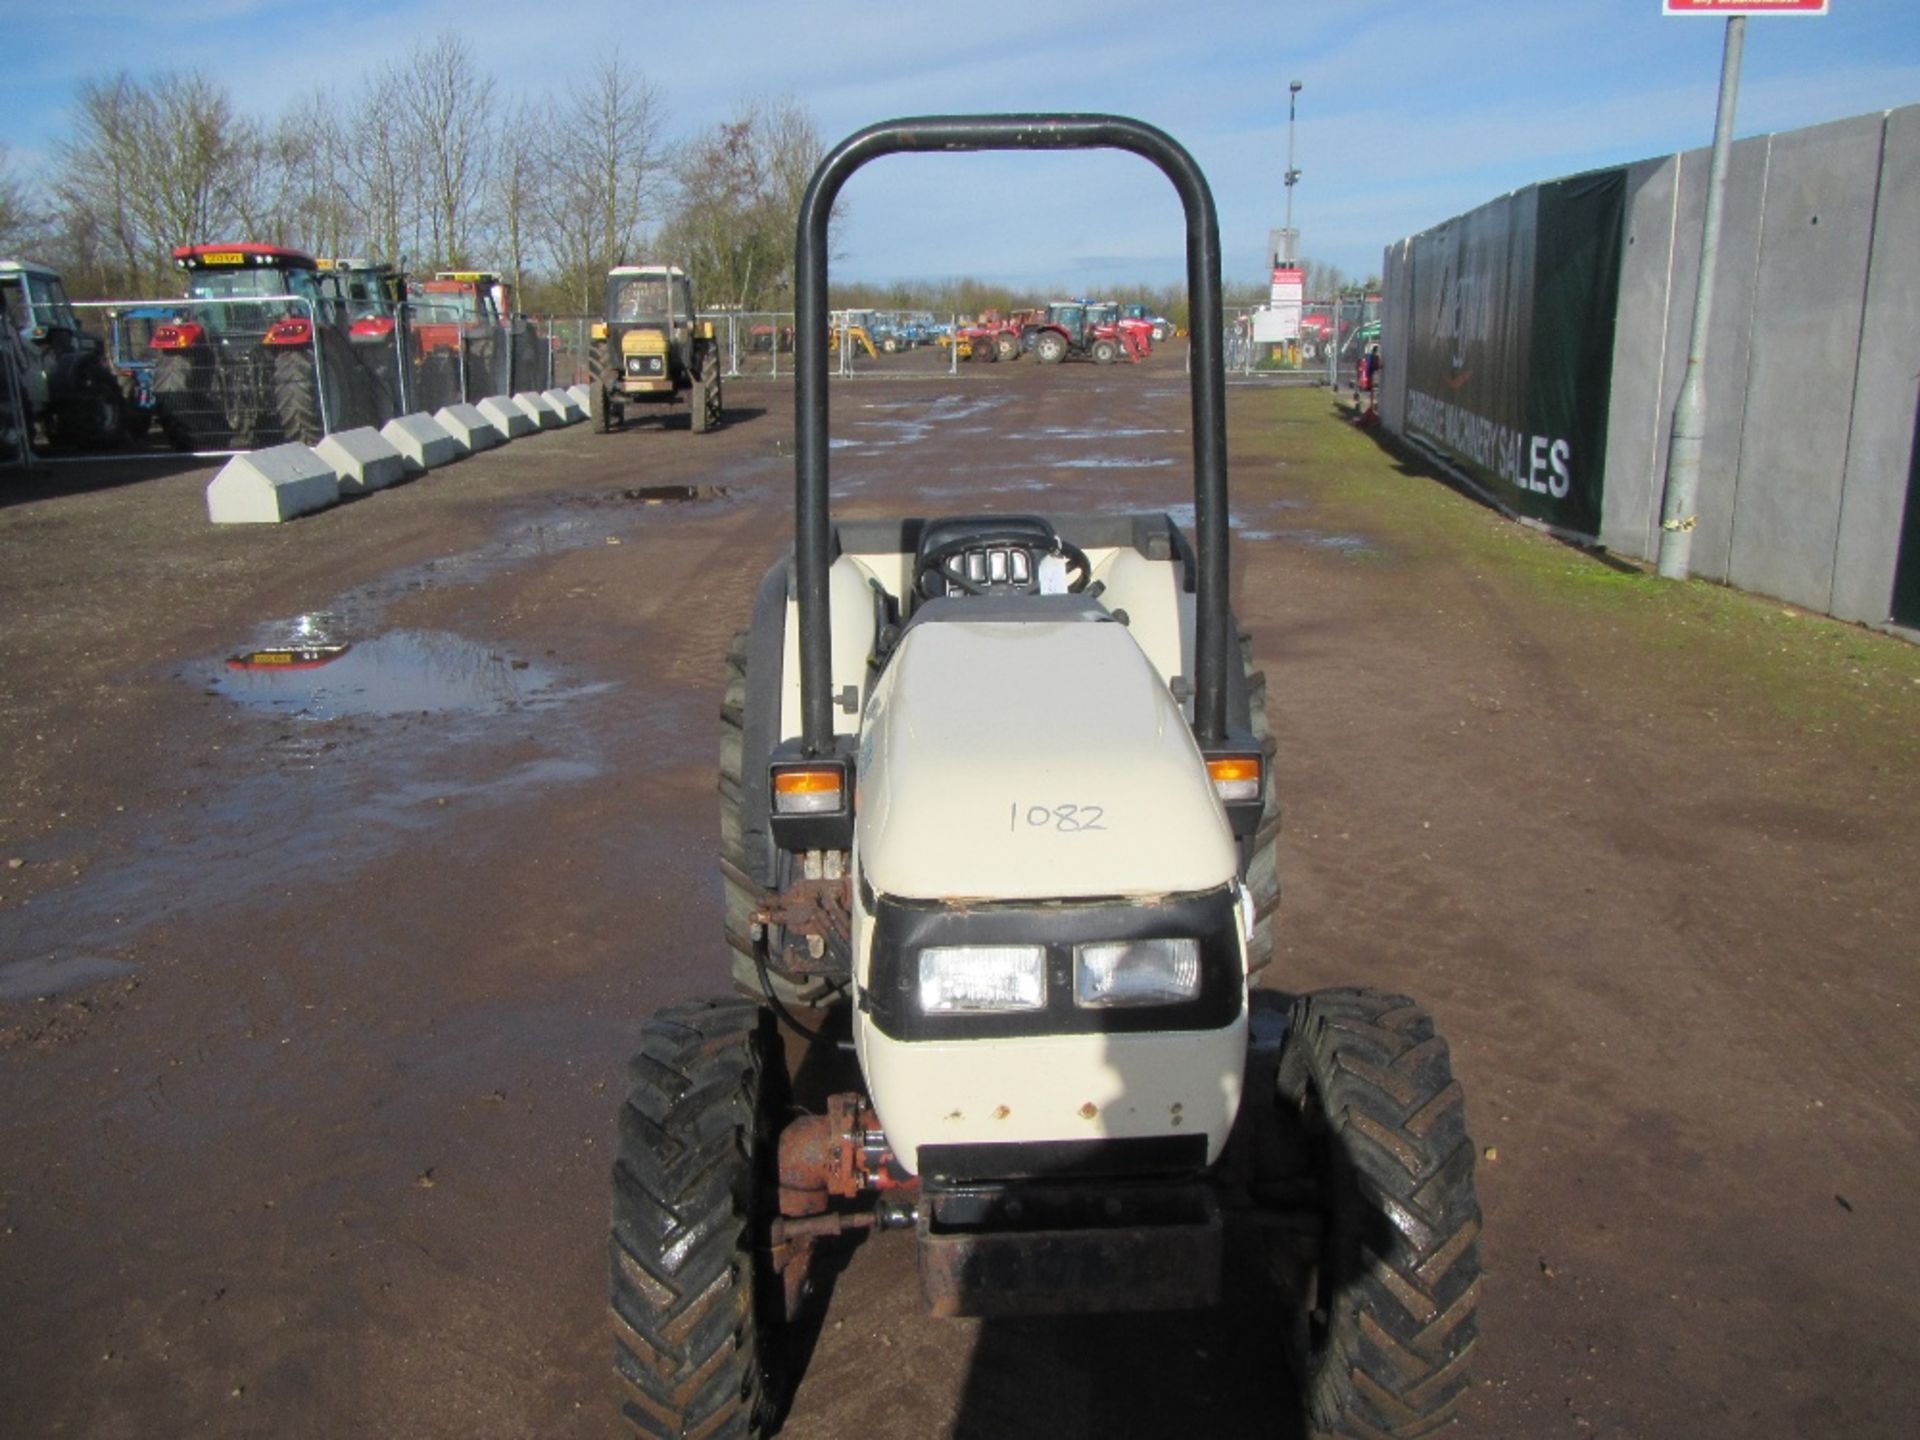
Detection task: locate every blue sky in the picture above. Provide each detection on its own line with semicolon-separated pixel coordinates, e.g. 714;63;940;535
6;0;1918;291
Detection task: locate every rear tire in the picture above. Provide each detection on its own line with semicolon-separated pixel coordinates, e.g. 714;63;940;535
1034;331;1068;364
1273;989;1482;1439
1240;629;1281;974
49;360;126;450
152;352;200;451
610;997;783;1439
589;344;612;434
274;349;323;444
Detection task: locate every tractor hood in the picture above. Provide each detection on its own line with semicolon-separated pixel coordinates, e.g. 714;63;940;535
855;613;1238;902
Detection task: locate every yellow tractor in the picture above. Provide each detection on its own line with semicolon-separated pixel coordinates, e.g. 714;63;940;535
589;264;723;433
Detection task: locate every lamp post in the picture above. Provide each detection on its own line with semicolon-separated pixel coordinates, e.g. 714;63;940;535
1282;80;1303;262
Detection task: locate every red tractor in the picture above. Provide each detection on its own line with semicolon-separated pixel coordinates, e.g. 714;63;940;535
1087;301;1154;362
1022;300;1150;365
409;270;544;405
151;243;378;450
319;257;407;413
407;271;506;407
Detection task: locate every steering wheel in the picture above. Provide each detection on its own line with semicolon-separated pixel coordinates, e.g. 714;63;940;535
914;521;1091;600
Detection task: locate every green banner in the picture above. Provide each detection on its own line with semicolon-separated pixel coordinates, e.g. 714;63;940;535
1402;168;1626;538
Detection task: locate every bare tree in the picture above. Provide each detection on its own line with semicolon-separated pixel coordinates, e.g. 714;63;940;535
493;97;549;304
249;89;354;257
542;54;665;310
391;33;495;269
343;66;413;266
53;74;150;292
658;97;829;311
0;144;46;257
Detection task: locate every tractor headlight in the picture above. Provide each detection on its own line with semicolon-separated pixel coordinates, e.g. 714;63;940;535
918;945;1046;1013
1074;938;1201;1008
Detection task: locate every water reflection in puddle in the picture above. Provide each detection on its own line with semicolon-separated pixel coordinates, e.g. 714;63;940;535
213;628;559;719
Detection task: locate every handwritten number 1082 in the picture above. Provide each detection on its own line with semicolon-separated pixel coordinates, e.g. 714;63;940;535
1010;803;1106;834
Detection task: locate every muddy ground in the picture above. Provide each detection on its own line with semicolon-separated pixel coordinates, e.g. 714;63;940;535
3;353;1918;1439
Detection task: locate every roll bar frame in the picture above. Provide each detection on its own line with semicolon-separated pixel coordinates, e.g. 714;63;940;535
793;114;1230;751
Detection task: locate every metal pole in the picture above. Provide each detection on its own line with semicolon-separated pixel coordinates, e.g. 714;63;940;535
950;314;958;375
1283;80;1302;261
1657;16;1745;581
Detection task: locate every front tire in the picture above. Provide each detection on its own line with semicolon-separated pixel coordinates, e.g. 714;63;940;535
1092;338;1118;365
1273;988;1482;1438
611;998;783;1439
994;332;1019;362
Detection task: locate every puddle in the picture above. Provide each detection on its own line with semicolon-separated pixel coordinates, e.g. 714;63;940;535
1011;426;1177;441
1157;504;1375;552
1279;530;1381;555
1050;456;1176;470
613;484;730;503
213;627;560;719
0;954;137;1002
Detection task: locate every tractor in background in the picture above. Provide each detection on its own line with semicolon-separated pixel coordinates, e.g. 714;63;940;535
320;257;407;416
408;271;506;406
588;264;724;433
1120;302;1174;342
1022;300;1149;365
152;243;378;450
0;259;130;449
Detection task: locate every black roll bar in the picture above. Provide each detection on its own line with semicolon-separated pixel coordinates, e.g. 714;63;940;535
794;114;1230;752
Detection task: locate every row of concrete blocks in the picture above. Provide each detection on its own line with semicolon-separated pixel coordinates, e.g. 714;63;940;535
206;385;594;524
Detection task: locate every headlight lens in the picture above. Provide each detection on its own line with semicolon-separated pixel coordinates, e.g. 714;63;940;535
918;945;1046;1013
1074;938;1201;1007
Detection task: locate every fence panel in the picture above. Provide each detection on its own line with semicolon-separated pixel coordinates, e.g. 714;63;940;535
78;296;400;454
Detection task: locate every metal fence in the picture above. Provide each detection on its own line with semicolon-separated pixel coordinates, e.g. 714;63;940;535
1212;305;1364;386
73;297;564;454
542;311;984;384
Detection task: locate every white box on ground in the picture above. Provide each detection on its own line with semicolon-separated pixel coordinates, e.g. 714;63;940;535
512;392;560;429
477;395;535;440
381;413;463;472
543;388;585;423
206;443;339;524
314;427;407;494
433;403;504;453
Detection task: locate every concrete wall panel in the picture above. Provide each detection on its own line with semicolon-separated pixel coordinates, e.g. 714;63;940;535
1600;157;1680;559
1832;105;1920;625
1654;133;1773;582
1727;113;1885;611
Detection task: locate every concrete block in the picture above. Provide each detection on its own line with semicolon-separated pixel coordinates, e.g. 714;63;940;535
314;427;407;495
567;383;592;413
381;413;463;473
433;403;505;453
206;442;339;524
543;387;585;424
512;391;561;429
477;395;535;441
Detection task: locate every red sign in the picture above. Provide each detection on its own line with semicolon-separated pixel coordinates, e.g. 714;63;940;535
1663;1;1827;14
